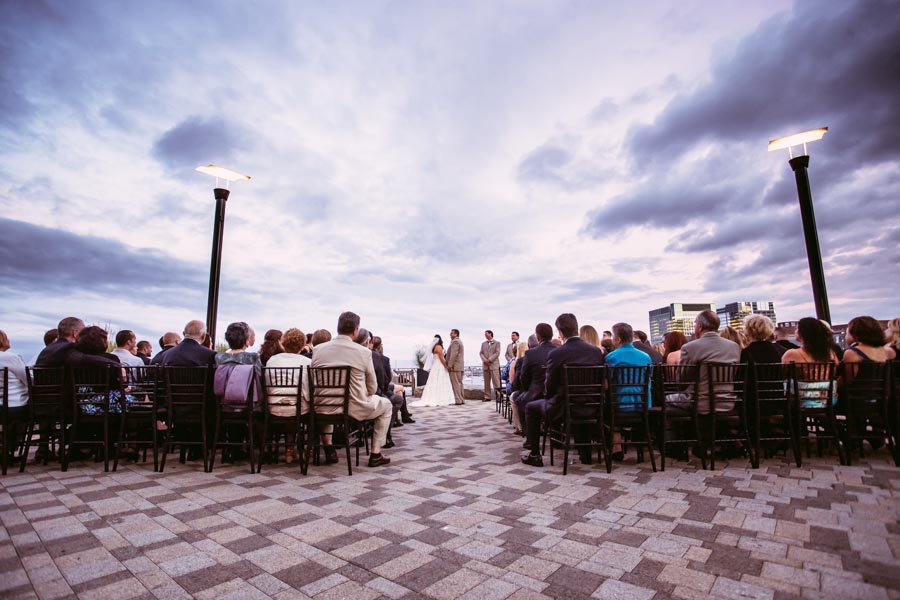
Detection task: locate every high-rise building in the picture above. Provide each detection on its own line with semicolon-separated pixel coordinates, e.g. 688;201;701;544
648;303;716;344
717;301;777;331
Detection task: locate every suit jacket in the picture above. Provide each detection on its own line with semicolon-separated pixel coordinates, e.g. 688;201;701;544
633;340;664;365
150;346;176;365
544;337;605;413
741;341;784;364
515;341;555;403
372;350;389;396
679;331;741;412
381;354;395;392
480;340;500;367
35;340;78;367
160;339;217;367
446;338;465;371
505;342;517;362
311;335;381;420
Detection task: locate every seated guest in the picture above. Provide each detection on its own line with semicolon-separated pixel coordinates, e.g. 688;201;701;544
27;328;59;366
605;322;652;459
311;311;393;467
265;327;311;463
774;326;799;351
579;325;602;349
301;333;313;358
66;326;134;416
667;310;741;414
214;322;262;461
161;321;216;366
150;332;182;364
311;329;332;348
819;320;844;361
633;330;664;364
360;331;401;449
215;322;262;370
522;314;604;467
781;317;838;409
599;338;613;353
112;330;146;367
720;326;746;348
839;316;896;408
740;315;784;364
663;332;688;366
513;325;555;436
0;329;29;417
884;318;900;356
136;340;153;364
35;317;85;367
259;329;284;366
373;336;413;427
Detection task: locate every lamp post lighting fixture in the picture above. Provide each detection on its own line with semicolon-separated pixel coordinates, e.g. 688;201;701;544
768;127;830;324
195;164;251;345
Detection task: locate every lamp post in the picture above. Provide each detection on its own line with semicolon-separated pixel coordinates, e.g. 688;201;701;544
195;165;251;345
768;127;831;324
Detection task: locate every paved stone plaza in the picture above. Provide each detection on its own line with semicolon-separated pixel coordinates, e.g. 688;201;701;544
2;401;899;599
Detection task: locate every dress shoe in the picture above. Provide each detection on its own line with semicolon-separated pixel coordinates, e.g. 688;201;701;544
401;416;415;423
368;454;391;467
382;440;395;449
610;452;624;462
392;420;404;428
521;453;543;467
324;448;339;464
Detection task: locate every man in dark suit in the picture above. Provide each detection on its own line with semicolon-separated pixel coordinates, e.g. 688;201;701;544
513;323;556;433
633;330;664;364
373;336;413;425
160;321;215;366
136;340;153;365
522;313;604;467
151;332;183;365
34;317;85;367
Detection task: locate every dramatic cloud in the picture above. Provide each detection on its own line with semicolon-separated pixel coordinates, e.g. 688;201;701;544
152;115;254;173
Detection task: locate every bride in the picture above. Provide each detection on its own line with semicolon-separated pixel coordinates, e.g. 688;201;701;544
412;335;456;407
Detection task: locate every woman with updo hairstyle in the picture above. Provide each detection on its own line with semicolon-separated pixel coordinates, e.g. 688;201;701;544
264;328;311;463
68;326;143;422
740;314;783;364
259;329;284;366
216;322;262;369
663;331;687;366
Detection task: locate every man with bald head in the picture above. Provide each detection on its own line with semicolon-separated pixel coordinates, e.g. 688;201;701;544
160;320;216;366
150;332;182;364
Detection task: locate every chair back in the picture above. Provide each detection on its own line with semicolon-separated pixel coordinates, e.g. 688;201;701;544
606;365;652;414
164;366;213;418
705;363;747;413
121;365;161;413
561;365;605;421
262;366;304;416
70;366;115;417
843;360;889;412
309;366;352;414
790;362;836;410
653;364;700;413
395;369;415;387
26;366;66;418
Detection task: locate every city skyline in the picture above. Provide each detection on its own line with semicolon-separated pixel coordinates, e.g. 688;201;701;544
1;1;899;364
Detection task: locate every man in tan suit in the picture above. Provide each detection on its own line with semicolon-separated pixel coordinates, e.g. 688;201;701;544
480;330;501;402
445;328;465;405
311;311;393;467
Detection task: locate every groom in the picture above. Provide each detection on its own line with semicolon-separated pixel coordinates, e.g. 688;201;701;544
446;329;465;405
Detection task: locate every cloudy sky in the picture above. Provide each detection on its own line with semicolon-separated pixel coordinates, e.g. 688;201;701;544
1;0;898;364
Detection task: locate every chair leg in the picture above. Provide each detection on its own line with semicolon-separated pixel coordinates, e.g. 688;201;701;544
209;414;221;472
644;416;656;473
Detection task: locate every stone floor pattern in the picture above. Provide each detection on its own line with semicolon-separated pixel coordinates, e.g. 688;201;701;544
2;401;900;600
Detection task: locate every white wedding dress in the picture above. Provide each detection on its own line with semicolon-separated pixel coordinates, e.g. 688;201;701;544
414;356;456;407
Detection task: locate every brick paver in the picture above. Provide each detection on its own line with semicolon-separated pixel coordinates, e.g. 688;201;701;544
2;402;900;599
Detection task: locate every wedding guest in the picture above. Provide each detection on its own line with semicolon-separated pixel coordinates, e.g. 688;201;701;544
507;342;528;398
600;339;613;353
663;331;687;365
740;314;784;364
216;322;262;370
311;329;332;347
818;320;844;361
774;325;799;351
480;330;501;402
522;313;604;467
312;312;393;467
136;340;153;364
265;327;310;463
112;330;145;367
27;328;60;365
840;316;895;399
373;336;413;426
35;317;85;367
160;321;216;366
362;331;400;449
579;325;602;349
0;329;29;417
214;322;262;462
886;318;900;356
781;317;838;410
605;322;652;460
633;330;664;364
513;324;556;437
719;326;746;349
150;332;181;365
602;331;612;340
259;329;284;366
66;326;130;417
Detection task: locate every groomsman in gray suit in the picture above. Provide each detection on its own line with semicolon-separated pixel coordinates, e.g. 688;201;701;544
446;329;466;405
480;330;501;402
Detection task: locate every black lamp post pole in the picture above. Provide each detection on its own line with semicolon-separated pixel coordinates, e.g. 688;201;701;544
788;155;831;324
205;187;230;344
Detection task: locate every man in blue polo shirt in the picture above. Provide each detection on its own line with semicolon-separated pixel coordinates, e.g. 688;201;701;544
605;322;652;460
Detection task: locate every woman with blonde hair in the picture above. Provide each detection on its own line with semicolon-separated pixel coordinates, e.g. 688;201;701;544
579;325;602;349
740;314;782;364
719;326;746;348
884;318;900;356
